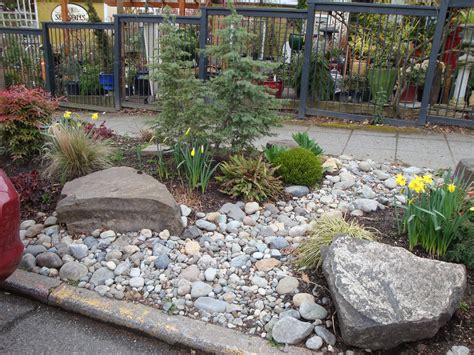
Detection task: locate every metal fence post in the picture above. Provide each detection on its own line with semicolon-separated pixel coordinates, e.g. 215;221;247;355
198;8;208;80
297;2;315;119
113;15;122;110
418;0;449;126
41;24;55;96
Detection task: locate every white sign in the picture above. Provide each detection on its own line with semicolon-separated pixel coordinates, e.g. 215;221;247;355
52;4;89;22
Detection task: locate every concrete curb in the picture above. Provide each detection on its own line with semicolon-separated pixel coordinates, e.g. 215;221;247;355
1;270;312;354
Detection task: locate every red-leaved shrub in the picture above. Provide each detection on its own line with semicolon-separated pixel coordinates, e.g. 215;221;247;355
0;85;58;159
83;121;115;139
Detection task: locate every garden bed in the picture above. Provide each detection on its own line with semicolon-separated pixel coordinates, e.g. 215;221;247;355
10;150;473;354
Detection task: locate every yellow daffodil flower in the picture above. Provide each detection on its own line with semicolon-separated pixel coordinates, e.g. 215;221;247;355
200;145;204;154
395;174;406;187
470;206;474;212
422;175;433;184
185;127;191;136
63;111;72;119
447;184;456;193
91;113;99;120
409;179;425;193
191;147;195;157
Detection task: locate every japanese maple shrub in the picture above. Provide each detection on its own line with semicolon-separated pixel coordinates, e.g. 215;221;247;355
0;85;58;159
205;1;282;151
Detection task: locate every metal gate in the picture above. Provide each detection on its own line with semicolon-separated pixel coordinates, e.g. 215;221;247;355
43;22;116;111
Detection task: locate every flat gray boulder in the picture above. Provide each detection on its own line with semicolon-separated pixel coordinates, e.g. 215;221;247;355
322;236;466;350
57;167;183;235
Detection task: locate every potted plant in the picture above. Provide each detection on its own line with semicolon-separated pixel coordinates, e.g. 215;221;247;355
259;64;285;98
341;74;369;103
289;0;306;52
350;30;371;76
367;49;397;105
400;61;427;104
292;52;333;100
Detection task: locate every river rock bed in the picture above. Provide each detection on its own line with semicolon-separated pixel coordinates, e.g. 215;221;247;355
17;156;451;352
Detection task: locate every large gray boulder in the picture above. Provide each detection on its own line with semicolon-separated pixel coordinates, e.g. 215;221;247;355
57;167;183;235
322;236;466;350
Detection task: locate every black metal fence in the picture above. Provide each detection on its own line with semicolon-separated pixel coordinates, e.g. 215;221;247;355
0;0;473;128
0;27;43;89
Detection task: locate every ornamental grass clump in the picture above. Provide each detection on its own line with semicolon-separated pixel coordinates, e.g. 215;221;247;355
43;122;114;182
297;215;377;269
396;171;473;256
216;155;283;202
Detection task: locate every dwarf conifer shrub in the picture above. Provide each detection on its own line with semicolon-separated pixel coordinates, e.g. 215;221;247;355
216;155;283;202
274;147;323;186
151;10;214;143
205;1;282;151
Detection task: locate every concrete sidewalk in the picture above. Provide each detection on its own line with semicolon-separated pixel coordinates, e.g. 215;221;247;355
66;111;473;170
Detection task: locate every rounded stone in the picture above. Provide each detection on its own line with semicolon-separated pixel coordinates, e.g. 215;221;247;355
293;293;315;307
276;276;299;295
36;252;63;269
185;240;201;255
305;336;323;350
129;276;145;288
299;302;328;320
59;261;88;281
191;281;212;298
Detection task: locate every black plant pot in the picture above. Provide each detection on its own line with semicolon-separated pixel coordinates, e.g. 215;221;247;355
66;81;80;95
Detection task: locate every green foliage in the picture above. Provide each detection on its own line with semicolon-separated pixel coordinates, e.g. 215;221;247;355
177;143;219;193
292;132;323;156
43;123;114;182
150;10;214;143
80;63;102;95
264;144;288;163
445;220;474;269
205;1;282;151
216;155;283;202
292;53;333;100
297;215;377;269
274;147;323;187
398;172;472;256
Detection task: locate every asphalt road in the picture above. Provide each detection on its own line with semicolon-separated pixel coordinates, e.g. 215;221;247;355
0;291;193;354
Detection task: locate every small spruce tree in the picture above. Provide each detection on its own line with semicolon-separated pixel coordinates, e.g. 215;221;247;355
151;9;214;143
205;0;282;151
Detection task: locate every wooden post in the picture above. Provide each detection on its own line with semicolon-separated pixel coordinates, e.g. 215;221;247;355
61;0;70;56
61;0;69;21
179;0;185;16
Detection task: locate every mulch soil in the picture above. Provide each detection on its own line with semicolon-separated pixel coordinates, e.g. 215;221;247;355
1;134;472;354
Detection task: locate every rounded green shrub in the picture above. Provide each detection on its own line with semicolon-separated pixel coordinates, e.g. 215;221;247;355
274;147;323;187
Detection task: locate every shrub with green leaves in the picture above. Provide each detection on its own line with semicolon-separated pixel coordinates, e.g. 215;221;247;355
274;147;323;186
297;215;377;269
0;85;58;160
43;123;114;182
216;155;283;202
292;132;323;156
445;220;474;269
